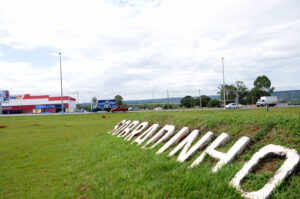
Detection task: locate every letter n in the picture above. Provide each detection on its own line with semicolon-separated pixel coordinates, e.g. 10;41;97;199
169;131;214;162
190;133;250;172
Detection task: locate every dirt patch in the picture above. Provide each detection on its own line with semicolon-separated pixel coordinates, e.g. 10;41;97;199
77;195;88;199
198;125;206;132
249;126;260;135
253;155;285;174
0;126;7;128
77;185;88;192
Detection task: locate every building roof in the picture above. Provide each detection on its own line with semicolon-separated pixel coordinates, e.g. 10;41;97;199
22;94;76;101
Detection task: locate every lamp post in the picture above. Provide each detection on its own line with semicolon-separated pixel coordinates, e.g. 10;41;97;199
221;58;226;109
199;89;202;108
59;52;64;115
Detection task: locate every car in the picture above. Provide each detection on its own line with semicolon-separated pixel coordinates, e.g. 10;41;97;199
154;107;163;111
225;103;242;109
111;106;128;112
128;107;139;111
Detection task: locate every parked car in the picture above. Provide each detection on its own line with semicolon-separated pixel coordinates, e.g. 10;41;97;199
225;103;242;109
154;107;163;111
111;106;128;112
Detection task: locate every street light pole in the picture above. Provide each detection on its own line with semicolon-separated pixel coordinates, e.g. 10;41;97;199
167;89;170;109
199;89;202;108
221;57;226;109
59;52;64;116
77;91;79;110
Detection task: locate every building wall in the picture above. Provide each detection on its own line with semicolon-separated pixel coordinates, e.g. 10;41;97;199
69;100;76;109
2;94;76;114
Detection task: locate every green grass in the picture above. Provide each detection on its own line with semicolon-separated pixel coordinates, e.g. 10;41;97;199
0;107;299;199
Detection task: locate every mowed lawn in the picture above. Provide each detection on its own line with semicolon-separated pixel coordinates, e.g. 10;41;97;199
0;108;299;199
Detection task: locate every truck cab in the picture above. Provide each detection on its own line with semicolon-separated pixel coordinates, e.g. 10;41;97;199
256;99;265;107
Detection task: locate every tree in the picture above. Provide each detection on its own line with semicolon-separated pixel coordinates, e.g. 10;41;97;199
248;75;275;104
217;84;237;102
254;75;274;93
194;95;211;107
207;99;221;107
217;81;249;104
114;95;123;106
91;97;97;106
235;81;249;104
180;96;194;108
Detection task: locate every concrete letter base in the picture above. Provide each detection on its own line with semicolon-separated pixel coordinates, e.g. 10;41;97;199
191;133;250;173
109;120;126;134
142;125;175;149
168;131;215;162
125;122;149;141
156;127;189;154
112;120;131;135
132;124;160;145
117;121;140;138
230;144;300;199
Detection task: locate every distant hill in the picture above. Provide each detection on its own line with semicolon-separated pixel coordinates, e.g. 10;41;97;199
125;97;180;104
272;90;300;102
125;95;219;104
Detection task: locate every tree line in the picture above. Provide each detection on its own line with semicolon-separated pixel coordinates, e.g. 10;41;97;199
88;75;274;109
181;75;274;108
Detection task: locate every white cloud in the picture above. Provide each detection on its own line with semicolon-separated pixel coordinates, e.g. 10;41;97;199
0;0;299;101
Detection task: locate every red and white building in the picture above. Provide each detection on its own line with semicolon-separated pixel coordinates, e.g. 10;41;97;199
2;94;76;114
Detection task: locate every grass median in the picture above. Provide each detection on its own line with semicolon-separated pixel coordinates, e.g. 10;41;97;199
0;107;299;198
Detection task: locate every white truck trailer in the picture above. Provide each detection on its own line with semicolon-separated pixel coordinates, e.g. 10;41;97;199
256;96;277;107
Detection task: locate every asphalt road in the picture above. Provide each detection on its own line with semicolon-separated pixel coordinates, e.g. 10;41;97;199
1;104;297;117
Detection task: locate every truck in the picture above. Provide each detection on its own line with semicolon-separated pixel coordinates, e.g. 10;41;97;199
91;99;116;112
256;96;277;107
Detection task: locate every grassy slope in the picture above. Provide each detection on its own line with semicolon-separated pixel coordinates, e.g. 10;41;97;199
0;107;299;199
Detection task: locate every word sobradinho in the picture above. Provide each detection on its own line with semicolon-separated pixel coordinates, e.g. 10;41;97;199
109;120;299;199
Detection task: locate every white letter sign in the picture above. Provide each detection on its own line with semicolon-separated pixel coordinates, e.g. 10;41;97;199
230;144;300;199
191;133;250;173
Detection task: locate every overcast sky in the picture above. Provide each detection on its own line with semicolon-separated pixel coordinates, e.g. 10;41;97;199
0;0;300;101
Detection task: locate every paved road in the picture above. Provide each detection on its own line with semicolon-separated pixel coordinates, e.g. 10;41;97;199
1;104;298;117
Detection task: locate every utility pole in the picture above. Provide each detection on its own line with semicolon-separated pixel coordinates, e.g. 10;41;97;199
199;89;202;108
0;100;2;116
221;57;226;109
0;91;2;115
167;90;170;109
152;89;154;110
77;91;79;109
59;52;64;116
235;89;239;105
0;91;3;115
